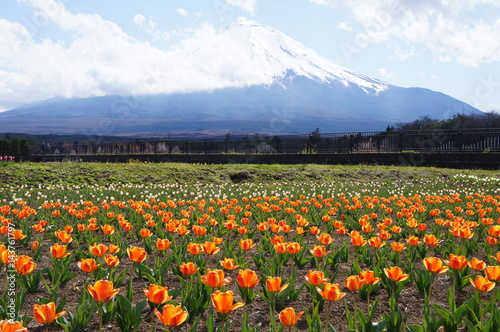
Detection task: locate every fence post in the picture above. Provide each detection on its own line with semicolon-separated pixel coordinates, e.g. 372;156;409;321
399;133;404;153
458;131;463;152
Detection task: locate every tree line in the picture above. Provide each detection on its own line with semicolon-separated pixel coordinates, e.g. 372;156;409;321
392;110;500;131
0;135;32;157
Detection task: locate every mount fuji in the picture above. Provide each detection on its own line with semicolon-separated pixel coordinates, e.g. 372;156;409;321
0;20;480;136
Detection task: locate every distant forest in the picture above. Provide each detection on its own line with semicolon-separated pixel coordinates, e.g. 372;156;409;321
392;110;500;131
1;111;499;157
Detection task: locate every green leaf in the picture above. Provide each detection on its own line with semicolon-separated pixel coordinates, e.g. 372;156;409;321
463;318;481;332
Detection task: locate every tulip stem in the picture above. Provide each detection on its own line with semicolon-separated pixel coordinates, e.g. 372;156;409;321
270;293;276;331
98;303;103;332
477;291;483;329
150;308;155;332
325;300;332;331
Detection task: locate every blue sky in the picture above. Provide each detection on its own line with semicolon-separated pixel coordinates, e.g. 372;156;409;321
1;0;499;113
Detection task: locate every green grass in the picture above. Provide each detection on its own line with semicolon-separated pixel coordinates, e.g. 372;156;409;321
0;161;498;187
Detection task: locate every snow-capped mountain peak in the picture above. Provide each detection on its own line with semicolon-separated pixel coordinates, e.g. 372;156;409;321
182;19;388;94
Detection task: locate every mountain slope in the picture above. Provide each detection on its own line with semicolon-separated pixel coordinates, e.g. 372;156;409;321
0;21;480;136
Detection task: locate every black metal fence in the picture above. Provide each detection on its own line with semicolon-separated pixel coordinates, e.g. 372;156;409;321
31;128;500;156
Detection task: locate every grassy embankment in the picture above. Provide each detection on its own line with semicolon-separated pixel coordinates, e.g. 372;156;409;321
0;161;498;187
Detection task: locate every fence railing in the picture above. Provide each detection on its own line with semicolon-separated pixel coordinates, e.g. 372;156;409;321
30;128;500;156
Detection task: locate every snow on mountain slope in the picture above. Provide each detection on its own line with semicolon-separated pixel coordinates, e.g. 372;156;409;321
0;19;480;136
180;19;388;94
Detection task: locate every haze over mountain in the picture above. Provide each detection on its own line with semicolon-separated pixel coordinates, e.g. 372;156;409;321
0;20;480;136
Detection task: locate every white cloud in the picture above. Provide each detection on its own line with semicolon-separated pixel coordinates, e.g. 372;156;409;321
133;14;146;26
338;21;352;31
0;1;269;110
226;0;257;14
378;68;393;79
309;0;500;66
132;14;170;41
177;8;189;16
392;45;416;61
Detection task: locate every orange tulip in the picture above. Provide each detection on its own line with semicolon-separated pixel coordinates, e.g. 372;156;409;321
237;269;261;289
266;277;289;293
154;304;188;327
176;226;190;235
317;283;346;301
279;307;304;327
139;228;153;238
406;236;421;246
309;226;321;235
11;230;26;241
203;242;221;255
484;266;500;281
468;258;486;271
104;255;120;267
87;280;120;303
239;239;255;251
219;258;239;270
359;270;381;285
101;224;115;235
1;249;11;264
316;233;334;245
486;237;499;245
274;243;288;254
127;246;147;263
344;275;363;291
417;223;427;232
488;225;500;237
469;275;495;292
211;290;244;314
0;320;28;332
213;237;224;245
271;235;285;245
187;242;203;255
32;223;45;232
78;258;100;273
30;241;39;251
391;242;406;252
310;245;330;258
423;234;441;247
305;270;328;286
50;243;72;259
179;262;199;275
156;239;171;251
87;223;99;231
492;251;500;263
351;235;367;247
287;242;302;254
368;237;386;248
33;302;66;324
108;244;120;254
444;254;468;270
90;243;108;257
423;257;449;274
391;226;402;233
192;225;207;236
384;267;409;282
144;284;172;305
201;269;231;288
14;255;36;275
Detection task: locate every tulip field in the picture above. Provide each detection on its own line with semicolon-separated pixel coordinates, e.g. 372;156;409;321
0;162;500;331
